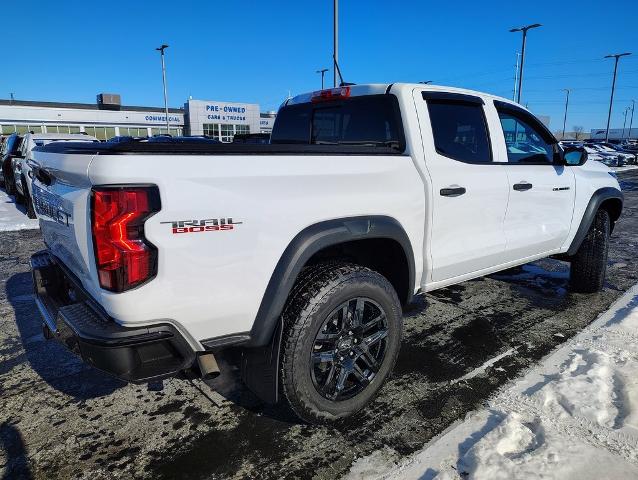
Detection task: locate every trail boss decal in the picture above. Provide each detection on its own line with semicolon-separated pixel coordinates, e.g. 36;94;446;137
160;218;242;234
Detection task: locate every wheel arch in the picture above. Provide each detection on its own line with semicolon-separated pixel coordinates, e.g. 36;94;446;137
566;187;623;256
249;215;415;348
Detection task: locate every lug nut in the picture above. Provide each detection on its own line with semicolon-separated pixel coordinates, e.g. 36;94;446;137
339;356;344;361
353;338;358;343
349;351;354;357
348;331;353;335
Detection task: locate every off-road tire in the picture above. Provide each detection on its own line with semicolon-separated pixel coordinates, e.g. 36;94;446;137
22;178;36;219
4;170;15;196
14;184;24;204
569;209;610;293
280;262;403;424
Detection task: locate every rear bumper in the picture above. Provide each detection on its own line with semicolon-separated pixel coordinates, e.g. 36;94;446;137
31;250;196;383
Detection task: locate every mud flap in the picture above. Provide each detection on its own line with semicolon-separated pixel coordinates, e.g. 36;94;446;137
240;320;283;404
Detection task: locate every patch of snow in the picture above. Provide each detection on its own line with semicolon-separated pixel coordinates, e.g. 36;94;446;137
343;447;400;480
451;348;516;385
0;188;39;231
345;284;638;480
612;165;638;172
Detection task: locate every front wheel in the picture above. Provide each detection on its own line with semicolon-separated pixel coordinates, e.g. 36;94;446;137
569;209;610;293
280;262;403;424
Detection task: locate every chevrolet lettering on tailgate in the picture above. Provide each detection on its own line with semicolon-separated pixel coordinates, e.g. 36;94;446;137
32;184;72;226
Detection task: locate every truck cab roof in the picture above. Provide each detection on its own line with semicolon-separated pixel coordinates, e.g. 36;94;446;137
285;83;524;112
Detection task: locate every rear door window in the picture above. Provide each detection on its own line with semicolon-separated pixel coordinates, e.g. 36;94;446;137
426;100;492;163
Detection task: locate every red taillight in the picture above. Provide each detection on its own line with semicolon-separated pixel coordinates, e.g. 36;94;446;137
311;86;351;103
91;186;160;292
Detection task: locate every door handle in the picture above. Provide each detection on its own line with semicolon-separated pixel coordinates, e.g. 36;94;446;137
440;186;466;197
513;182;533;191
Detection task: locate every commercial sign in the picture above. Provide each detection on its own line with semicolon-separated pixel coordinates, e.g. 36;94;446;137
144;115;182;123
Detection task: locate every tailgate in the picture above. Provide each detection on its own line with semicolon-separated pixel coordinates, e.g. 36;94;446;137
31;149;96;295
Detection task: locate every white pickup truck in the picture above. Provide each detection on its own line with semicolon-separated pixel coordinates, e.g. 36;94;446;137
30;83;622;424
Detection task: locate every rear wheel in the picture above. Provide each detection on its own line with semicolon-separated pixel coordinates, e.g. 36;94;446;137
280;262;403;424
3;166;15;196
569;209;610;293
22;177;36;219
14;181;24;204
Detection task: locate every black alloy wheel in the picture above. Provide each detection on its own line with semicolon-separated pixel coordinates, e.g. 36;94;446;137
310;297;388;401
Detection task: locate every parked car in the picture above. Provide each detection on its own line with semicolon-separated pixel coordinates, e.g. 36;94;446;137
0;133;23;194
13;133;99;217
600;143;637;165
232;133;271;144
30;83;622;424
590;144;624;167
145;135;221;144
584;145;620;167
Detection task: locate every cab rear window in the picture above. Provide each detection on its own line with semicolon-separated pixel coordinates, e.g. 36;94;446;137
271;95;405;151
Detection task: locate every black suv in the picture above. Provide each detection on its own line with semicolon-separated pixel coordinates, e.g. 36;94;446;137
1;133;23;195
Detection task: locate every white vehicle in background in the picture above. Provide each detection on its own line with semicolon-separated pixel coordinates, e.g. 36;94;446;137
588;144;623;166
583;145;618;167
598;143;637;165
30;83;623;424
13;133;98;217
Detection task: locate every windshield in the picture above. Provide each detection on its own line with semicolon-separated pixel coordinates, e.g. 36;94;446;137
271;95;405;150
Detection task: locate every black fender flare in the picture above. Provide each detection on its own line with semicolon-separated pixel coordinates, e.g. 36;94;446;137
566;187;623;256
249;215;415;347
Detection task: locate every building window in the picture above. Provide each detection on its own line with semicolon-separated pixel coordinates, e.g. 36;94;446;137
220;124;234;143
235;125;250;136
84;126;116;140
202;123;246;141
120;127;149;137
202;124;220;139
46;125;74;134
150;127;182;137
1;125;16;134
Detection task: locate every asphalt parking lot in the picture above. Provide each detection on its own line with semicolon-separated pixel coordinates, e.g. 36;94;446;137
1;170;638;480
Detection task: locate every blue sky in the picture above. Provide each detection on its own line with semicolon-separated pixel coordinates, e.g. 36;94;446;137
1;0;636;131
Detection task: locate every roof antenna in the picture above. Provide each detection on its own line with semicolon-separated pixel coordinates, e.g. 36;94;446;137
333;55;355;87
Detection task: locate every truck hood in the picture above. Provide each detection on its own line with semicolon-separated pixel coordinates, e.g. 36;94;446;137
580;158;611;174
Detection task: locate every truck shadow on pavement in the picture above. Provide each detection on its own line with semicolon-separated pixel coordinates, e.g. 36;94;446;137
5;272;124;400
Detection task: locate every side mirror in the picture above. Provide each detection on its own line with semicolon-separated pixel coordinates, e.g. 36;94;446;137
563;146;588;166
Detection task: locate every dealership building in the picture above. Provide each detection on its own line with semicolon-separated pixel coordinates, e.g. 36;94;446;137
590;127;637;140
0;93;276;141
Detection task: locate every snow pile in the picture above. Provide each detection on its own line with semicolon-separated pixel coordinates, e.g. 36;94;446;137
345;286;638;480
0;188;39;231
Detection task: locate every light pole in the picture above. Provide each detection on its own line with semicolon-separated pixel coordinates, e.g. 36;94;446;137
629;100;636;141
509;23;542;104
622;106;630;139
316;68;329;89
333;0;338;87
604;52;632;142
512;52;521;101
156;44;170;135
561;88;570;140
